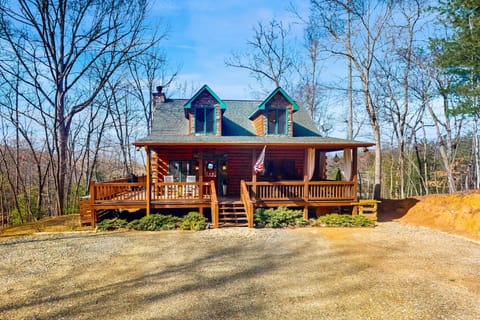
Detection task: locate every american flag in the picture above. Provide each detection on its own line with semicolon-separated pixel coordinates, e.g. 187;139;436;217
254;146;266;173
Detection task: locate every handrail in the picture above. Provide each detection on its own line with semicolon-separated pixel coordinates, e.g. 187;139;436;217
240;180;254;227
92;182;146;202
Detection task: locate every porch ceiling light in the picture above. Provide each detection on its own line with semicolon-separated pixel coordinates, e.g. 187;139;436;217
333;154;340;163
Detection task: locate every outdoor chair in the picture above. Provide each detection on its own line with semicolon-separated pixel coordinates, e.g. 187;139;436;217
185;175;197;197
163;175;176;198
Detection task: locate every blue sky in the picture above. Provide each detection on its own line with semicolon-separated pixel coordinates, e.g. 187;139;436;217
149;0;308;99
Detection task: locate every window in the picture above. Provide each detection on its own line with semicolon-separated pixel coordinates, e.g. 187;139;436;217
168;160;194;182
195;106;215;134
267;109;286;135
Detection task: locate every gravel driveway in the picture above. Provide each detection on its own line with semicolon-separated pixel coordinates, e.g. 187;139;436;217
1;222;479;320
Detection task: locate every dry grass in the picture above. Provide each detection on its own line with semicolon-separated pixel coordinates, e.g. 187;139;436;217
0;214;93;237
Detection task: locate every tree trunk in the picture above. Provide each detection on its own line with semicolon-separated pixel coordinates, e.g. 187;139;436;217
365;84;382;199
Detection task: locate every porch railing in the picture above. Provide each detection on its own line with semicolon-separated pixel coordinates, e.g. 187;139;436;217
90;180;356;204
151;182;213;201
90;181;214;204
245;180;356;202
240;180;254;227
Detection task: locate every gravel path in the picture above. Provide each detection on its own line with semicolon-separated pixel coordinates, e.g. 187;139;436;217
0;222;479;320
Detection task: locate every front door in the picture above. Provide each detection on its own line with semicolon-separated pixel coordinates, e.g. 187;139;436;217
203;159;218;192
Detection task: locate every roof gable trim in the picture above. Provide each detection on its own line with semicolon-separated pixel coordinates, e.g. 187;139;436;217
183;84;227;110
248;87;300;119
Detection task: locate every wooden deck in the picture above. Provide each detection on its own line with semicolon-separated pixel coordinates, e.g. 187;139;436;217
80;179;362;227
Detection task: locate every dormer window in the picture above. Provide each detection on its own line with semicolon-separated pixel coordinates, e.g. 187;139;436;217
249;87;300;137
195;106;215;134
184;85;227;136
267;108;287;135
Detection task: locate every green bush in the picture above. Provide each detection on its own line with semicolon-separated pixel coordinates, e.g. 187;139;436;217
315;213;375;227
295;217;310;227
254;207;304;228
180;211;207;231
128;214;181;231
96;218;128;231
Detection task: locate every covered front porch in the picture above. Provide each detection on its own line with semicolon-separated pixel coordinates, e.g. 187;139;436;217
81;144;366;227
81;178;359;227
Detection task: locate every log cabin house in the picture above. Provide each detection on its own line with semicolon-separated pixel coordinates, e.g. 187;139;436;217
80;84;374;227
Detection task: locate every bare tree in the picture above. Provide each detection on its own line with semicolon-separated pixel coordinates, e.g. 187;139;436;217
410;47;465;193
226;19;297;93
128;48;179;135
374;0;427;198
0;65;54;221
0;0;158;215
309;0;393;199
104;79;138;176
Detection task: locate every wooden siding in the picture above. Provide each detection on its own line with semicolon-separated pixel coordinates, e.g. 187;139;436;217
152;151;169;182
226;148;254;194
151;147;310;195
265;91;290;109
252;114;265;136
152;152;159;183
191;90;218;107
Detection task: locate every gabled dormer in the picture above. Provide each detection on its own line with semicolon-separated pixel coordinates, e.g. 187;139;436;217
249;87;299;137
183;85;227;136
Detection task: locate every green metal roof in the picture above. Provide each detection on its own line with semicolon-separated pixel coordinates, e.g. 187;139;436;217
249;87;300;119
183;84;227;110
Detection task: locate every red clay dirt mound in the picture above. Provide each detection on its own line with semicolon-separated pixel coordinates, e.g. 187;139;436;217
379;190;480;241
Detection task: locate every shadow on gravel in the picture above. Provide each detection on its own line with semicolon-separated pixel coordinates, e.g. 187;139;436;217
0;231;380;320
0;231;122;247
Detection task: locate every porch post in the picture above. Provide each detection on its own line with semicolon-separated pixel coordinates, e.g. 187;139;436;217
198;152;203;200
146;146;151;216
352;148;358;201
352;148;359;215
303;148;311;220
252;149;257;200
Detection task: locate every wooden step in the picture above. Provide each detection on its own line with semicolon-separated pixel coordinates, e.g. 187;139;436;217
218;222;249;227
218;202;248;227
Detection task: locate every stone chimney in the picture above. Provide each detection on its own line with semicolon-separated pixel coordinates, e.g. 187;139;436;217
153;85;166;104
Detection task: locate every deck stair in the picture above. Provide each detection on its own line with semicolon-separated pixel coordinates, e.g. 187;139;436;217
218;201;248;227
